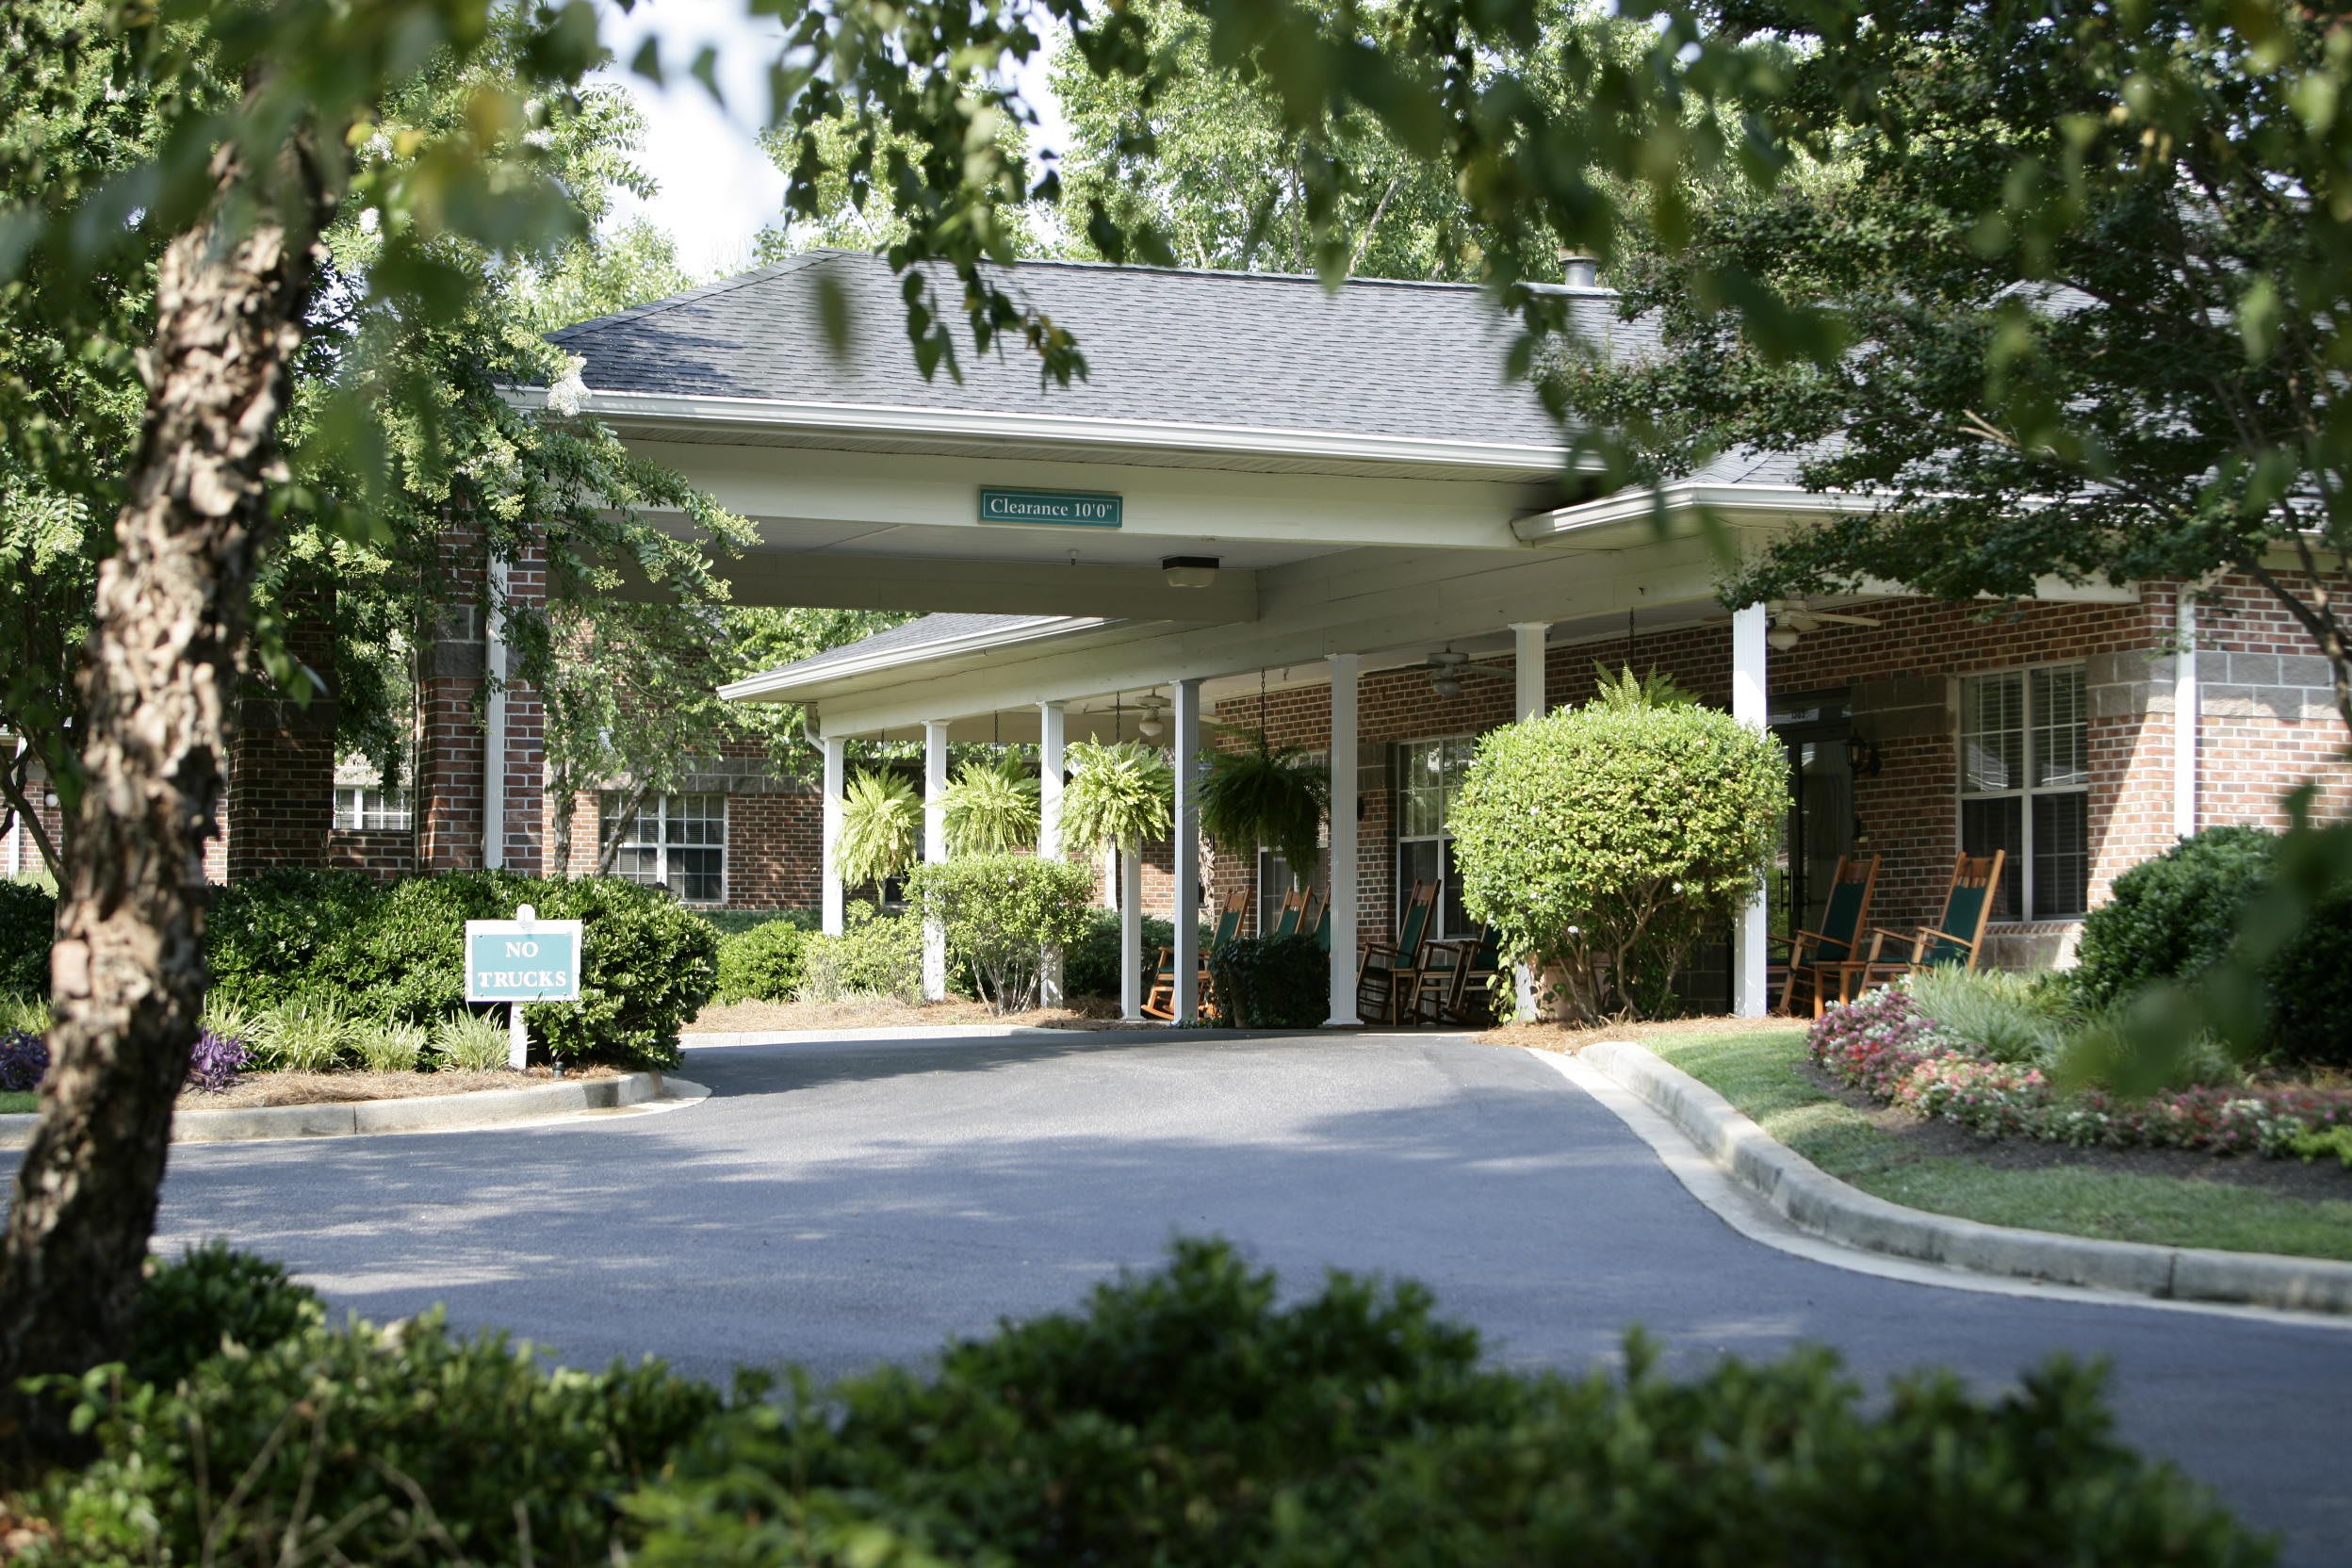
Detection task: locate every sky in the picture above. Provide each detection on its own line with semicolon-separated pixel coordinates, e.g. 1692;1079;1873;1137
592;0;1070;280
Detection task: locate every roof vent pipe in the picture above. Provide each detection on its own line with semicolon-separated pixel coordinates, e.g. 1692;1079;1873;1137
1560;251;1600;289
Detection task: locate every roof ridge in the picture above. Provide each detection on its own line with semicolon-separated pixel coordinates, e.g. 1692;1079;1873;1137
547;250;841;345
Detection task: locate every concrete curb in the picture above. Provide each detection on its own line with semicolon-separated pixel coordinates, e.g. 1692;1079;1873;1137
1580;1039;2352;1317
0;1070;693;1150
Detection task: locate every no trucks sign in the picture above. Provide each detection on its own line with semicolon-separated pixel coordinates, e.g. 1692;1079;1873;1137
465;911;584;1004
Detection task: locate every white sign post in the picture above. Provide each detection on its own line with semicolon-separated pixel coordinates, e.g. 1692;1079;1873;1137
463;904;584;1071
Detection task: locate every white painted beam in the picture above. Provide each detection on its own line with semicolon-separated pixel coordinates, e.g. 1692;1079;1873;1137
1326;654;1360;1028
820;735;846;937
1731;604;1771;1020
704;551;1262;621
922;720;949;1002
1038;701;1067;1007
1510;621;1549;1021
1172;678;1203;1025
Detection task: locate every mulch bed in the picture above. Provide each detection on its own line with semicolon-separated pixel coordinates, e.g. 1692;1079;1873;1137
181;1065;619;1110
1791;1054;2352;1205
1481;1013;1791;1054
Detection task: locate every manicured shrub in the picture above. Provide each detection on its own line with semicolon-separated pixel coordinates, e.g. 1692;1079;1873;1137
1062;910;1175;1000
204;870;715;1070
0;877;55;998
0;1028;47;1092
626;1239;2262;1568
716;917;810;1004
126;1243;323;1391
906;854;1096;1012
44;1306;722;1567
248;993;362;1073
1449;675;1788;1021
799;902;924;1004
2072;827;2275;1007
1207;933;1327;1027
2073;826;2352;1070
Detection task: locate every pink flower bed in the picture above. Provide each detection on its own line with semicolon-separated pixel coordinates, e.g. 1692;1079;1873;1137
1806;988;2352;1158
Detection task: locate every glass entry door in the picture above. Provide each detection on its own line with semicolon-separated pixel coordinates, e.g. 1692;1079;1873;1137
1771;694;1856;943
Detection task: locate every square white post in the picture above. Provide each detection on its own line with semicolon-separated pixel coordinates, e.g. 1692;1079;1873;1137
1731;603;1771;1018
1172;678;1203;1024
2174;589;2199;839
820;734;846;937
1509;622;1550;1021
1119;848;1144;1021
1325;654;1359;1026
1038;701;1067;1005
922;719;950;1002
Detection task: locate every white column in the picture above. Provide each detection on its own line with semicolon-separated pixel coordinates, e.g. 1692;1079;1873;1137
1119;848;1144;1021
1325;654;1360;1027
1038;701;1068;1006
1509;622;1549;1021
5;737;23;879
922;719;949;1002
2174;588;2199;840
820;735;846;937
1731;603;1771;1019
1171;678;1203;1024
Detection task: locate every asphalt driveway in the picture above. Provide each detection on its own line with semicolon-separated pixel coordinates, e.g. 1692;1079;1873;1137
89;1030;2352;1562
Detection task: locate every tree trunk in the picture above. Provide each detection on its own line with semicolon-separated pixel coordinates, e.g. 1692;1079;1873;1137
0;136;327;1467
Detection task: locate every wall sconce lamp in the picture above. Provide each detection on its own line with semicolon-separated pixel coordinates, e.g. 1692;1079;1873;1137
1843;733;1883;777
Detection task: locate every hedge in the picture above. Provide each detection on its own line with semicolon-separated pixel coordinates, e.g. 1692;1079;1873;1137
26;1240;2264;1567
0;878;55;999
1207;933;1327;1027
208;869;716;1069
714;914;817;1004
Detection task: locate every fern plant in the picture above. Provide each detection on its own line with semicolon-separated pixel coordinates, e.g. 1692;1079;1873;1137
1061;740;1174;853
941;758;1040;856
839;768;923;887
1198;730;1327;883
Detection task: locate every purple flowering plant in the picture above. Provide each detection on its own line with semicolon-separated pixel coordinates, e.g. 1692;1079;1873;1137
0;1028;47;1093
187;1027;249;1094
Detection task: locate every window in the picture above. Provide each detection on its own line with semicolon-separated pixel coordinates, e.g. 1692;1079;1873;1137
1395;737;1477;939
1958;666;2088;920
333;786;409;832
606;792;726;903
1256;846;1327;935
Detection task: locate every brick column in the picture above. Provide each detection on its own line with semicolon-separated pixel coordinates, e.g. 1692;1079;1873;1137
416;523;546;874
223;587;337;878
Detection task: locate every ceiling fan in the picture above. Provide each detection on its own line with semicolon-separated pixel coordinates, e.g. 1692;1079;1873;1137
1768;599;1881;650
1424;647;1513;698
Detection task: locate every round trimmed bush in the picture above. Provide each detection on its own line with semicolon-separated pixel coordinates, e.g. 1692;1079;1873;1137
2071;826;2274;1009
1449;689;1788;1021
2074;825;2352;1069
716;917;812;1004
1064;910;1175;1000
1207;933;1326;1028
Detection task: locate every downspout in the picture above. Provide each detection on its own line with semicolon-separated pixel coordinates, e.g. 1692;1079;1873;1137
2174;584;2199;841
483;554;508;870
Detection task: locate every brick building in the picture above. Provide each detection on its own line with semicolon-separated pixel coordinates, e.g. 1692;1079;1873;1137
114;249;2344;1020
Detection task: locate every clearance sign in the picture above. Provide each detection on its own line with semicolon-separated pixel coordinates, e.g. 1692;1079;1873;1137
977;487;1123;528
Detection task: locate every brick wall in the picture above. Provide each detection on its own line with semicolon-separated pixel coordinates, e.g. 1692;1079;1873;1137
223;588;337;879
327;828;415;879
416;523;546;874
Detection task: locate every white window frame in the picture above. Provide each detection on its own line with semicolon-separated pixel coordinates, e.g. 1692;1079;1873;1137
333;785;410;833
605;792;728;906
1956;663;2090;922
1394;734;1478;940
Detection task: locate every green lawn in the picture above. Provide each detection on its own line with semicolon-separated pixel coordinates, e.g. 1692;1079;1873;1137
1640;1026;2352;1263
0;1090;35;1114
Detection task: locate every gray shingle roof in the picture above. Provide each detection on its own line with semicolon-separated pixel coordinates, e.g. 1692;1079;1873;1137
551;250;1642;449
764;612;1047;680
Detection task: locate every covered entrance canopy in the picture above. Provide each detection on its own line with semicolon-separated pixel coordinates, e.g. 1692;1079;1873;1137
528;250;2132;1023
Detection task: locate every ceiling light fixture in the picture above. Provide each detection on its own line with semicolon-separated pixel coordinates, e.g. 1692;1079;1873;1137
1766;625;1803;653
1162;555;1220;589
1136;694;1168;740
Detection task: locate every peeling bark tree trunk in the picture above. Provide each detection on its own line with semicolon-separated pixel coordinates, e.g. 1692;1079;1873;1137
0;136;328;1464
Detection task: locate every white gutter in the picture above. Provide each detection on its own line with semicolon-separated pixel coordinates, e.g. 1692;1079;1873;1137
2175;586;2200;839
508;385;1579;475
720;614;1117;703
483;556;508;869
1513;481;1868;543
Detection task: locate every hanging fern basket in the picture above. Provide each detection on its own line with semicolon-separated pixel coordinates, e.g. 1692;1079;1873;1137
1198;729;1328;884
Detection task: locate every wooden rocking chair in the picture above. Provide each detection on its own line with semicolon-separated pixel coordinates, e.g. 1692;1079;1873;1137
1823;850;2006;1004
1772;853;1882;1018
